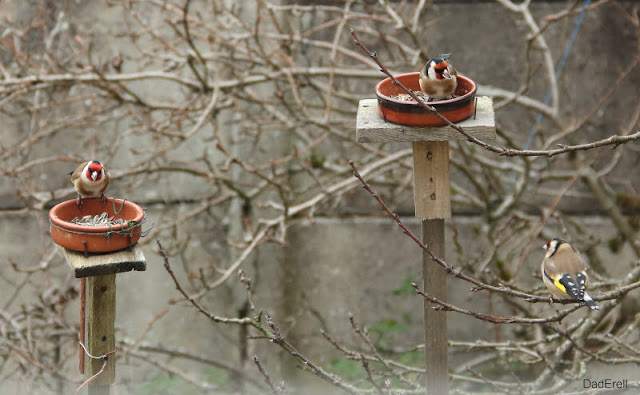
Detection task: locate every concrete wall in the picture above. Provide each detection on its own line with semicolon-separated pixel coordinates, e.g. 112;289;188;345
0;1;639;394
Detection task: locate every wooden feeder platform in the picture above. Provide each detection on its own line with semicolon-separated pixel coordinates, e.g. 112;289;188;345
356;96;495;143
61;244;146;278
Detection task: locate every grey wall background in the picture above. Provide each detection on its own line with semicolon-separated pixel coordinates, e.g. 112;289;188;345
1;1;639;394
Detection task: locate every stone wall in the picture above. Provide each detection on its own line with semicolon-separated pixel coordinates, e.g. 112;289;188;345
0;1;639;394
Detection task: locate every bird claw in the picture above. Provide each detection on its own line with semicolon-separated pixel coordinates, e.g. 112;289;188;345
100;193;108;206
76;195;83;208
548;295;554;306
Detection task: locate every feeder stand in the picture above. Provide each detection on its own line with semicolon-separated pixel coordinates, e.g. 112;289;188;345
61;245;146;395
356;96;496;394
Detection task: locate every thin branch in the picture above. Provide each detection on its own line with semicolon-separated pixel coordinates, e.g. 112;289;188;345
253;355;285;395
412;282;580;324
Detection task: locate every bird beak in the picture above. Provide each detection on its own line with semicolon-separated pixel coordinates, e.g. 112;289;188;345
442;69;451;79
91;171;98;181
541;244;546;250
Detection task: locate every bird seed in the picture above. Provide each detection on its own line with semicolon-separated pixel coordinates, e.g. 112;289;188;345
70;212;126;227
390;91;458;101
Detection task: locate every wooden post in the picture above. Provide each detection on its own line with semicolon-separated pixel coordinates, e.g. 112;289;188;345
60;244;146;394
412;141;450;219
413;140;450;394
421;219;447;394
85;274;116;394
356;96;495;394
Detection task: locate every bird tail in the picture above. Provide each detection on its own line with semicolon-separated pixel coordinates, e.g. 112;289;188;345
583;293;599;310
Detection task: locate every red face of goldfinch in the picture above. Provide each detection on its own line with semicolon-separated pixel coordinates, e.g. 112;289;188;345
71;160;110;206
431;59;452;79
86;161;105;181
419;54;458;100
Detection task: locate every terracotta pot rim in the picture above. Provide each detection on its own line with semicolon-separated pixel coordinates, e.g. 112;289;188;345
375;73;477;107
49;197;145;235
374;72;477;127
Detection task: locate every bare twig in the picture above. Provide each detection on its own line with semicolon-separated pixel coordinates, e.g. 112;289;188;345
253;355;285;395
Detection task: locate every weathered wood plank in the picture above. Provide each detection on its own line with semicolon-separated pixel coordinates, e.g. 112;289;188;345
61;244;146;278
422;219;448;395
413;141;451;220
356;96;495;143
85;274;116;387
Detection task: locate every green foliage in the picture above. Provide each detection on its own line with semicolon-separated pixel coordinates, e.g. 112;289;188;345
370;318;407;336
397;350;423;367
136;368;228;395
203;367;229;390
370;318;408;349
494;258;512;281
616;192;640;213
330;358;364;381
310;153;325;169
607;237;622;253
393;276;417;295
616;192;640;230
136;375;199;395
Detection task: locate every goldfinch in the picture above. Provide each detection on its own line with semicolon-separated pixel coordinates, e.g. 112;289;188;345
419;54;458;100
70;160;110;206
541;238;598;310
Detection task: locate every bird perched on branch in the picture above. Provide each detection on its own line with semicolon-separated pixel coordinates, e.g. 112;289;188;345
541;238;599;310
70;160;110;207
419;53;458;100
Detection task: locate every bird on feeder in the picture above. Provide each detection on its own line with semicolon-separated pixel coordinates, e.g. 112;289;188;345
70;160;111;207
419;54;458;101
541;238;599;310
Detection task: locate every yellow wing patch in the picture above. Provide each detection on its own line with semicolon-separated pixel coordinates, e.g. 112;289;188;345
553;279;567;293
